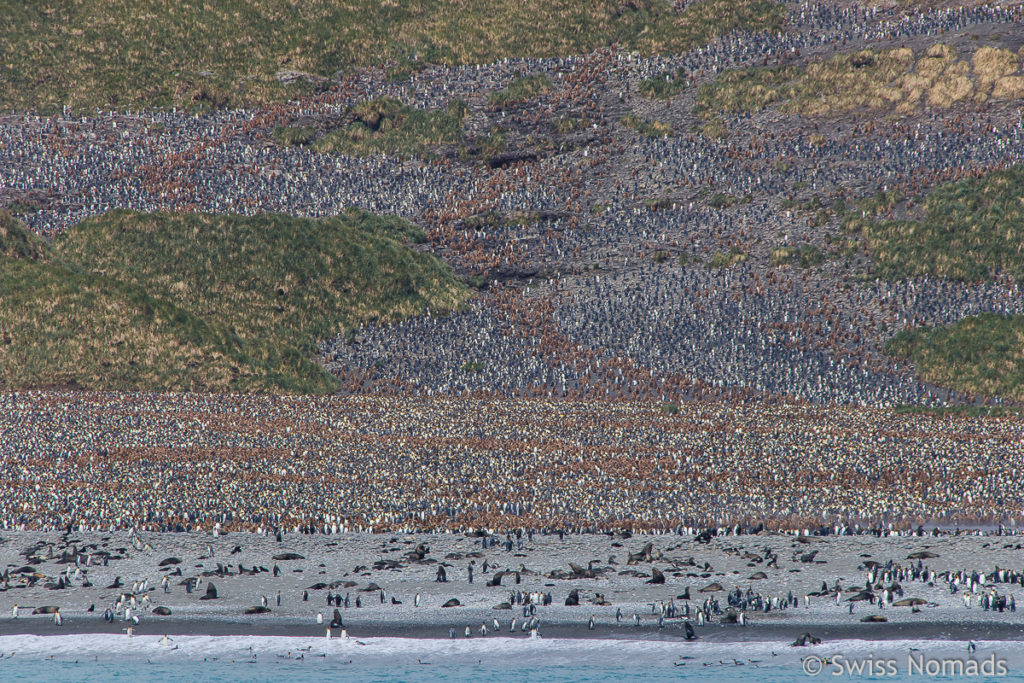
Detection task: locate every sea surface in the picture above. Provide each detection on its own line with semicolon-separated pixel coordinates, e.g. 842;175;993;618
2;635;1023;682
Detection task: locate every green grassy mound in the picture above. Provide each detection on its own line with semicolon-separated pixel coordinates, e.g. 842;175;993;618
0;0;782;113
885;313;1024;402
488;75;553;108
312;98;468;157
847;165;1024;282
0;212;51;261
0;209;466;393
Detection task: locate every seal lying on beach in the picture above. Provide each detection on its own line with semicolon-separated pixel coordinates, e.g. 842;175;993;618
273;553;304;561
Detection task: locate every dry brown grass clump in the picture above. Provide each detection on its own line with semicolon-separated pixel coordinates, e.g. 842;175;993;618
697;43;1024;121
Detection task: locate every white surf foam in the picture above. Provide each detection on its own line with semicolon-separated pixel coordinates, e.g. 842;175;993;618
1;633;1022;669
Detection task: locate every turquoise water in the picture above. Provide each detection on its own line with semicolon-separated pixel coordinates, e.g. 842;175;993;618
3;634;1024;682
0;659;801;682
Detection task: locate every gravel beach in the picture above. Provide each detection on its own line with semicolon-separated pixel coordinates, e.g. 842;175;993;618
4;530;1024;641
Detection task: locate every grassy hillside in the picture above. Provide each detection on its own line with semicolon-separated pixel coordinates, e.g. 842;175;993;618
0;0;783;113
0;255;334;393
885;314;1024;402
846;165;1024;282
0;212;51;261
0;209;466;393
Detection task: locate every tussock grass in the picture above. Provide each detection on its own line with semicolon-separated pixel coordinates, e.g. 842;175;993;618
850;165;1024;282
58;209;466;353
886;313;1024;402
770;244;825;268
314;98;467;157
553;115;590;134
991;68;1024;100
0;210;466;393
621;113;673;138
709;193;739;209
706;247;747;269
0;211;52;261
971;45;1019;102
639;69;688;99
0;255;333;393
695;44;1024;121
488;75;553;108
273;125;315;147
0;0;783;113
693;65;798;117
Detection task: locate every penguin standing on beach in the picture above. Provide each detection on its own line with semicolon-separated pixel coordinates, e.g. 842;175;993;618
588;615;595;630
